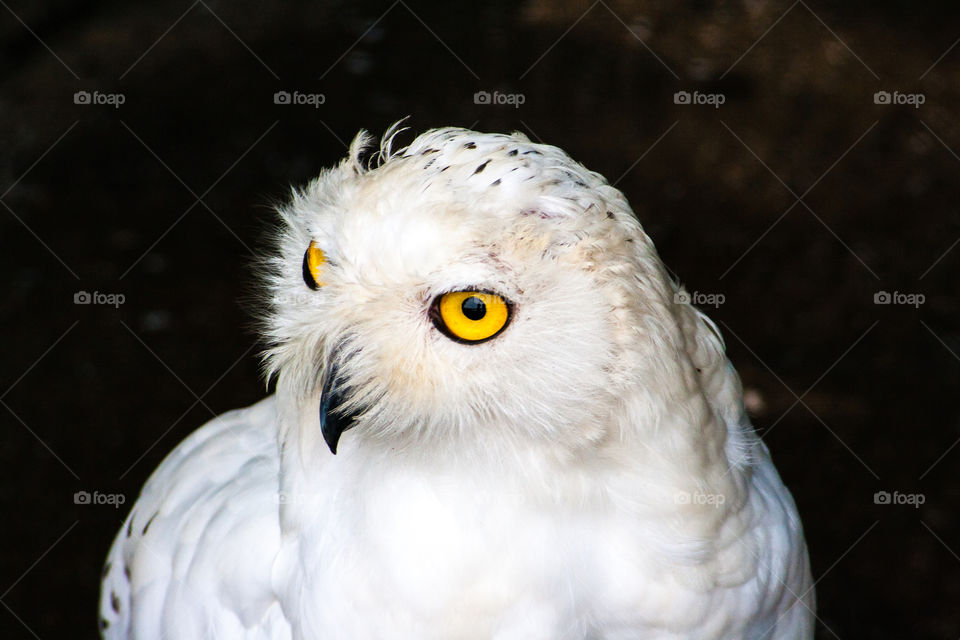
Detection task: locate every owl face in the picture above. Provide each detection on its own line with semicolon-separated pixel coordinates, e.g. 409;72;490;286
263;127;666;457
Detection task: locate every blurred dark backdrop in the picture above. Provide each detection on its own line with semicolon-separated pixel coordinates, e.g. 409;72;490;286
1;1;958;637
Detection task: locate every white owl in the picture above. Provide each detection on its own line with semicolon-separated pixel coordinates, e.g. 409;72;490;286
100;125;814;639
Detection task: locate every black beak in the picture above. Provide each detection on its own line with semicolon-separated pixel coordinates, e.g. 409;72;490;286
319;360;359;455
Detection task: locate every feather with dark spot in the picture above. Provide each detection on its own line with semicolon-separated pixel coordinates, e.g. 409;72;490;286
142;512;157;535
473;160;490;175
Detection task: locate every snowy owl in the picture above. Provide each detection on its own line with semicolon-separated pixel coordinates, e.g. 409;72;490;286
100;125;814;639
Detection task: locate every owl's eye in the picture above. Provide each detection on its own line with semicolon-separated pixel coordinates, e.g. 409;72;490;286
302;242;326;290
432;290;511;344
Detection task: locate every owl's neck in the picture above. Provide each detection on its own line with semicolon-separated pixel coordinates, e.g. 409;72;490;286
272;376;750;538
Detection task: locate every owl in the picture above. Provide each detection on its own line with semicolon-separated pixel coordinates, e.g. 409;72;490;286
100;125;814;639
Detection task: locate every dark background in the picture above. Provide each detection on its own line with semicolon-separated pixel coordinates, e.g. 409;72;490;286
1;1;958;637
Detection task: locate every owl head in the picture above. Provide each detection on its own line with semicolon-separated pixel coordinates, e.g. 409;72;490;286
260;125;737;475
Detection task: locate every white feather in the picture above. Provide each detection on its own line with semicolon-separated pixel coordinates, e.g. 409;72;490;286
102;125;814;639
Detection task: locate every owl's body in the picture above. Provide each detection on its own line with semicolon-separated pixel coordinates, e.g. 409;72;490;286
101;127;814;639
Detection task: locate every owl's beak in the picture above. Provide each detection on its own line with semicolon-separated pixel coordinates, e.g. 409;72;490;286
319;360;358;455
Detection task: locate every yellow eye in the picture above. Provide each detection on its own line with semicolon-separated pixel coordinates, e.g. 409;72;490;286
302;241;326;289
433;290;511;343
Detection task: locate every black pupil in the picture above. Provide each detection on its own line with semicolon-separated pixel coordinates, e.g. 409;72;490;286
461;296;486;321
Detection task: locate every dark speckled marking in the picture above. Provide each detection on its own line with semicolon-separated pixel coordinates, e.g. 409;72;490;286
99;617;109;631
463;142;476;149
422;148;439;155
124;564;131;581
473;160;490;175
607;211;615;219
491;179;501;186
102;561;111;579
440;166;450;172
111;591;121;613
142;512;157;535
126;518;133;538
523;149;542;155
424;158;436;170
507;149;518;156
